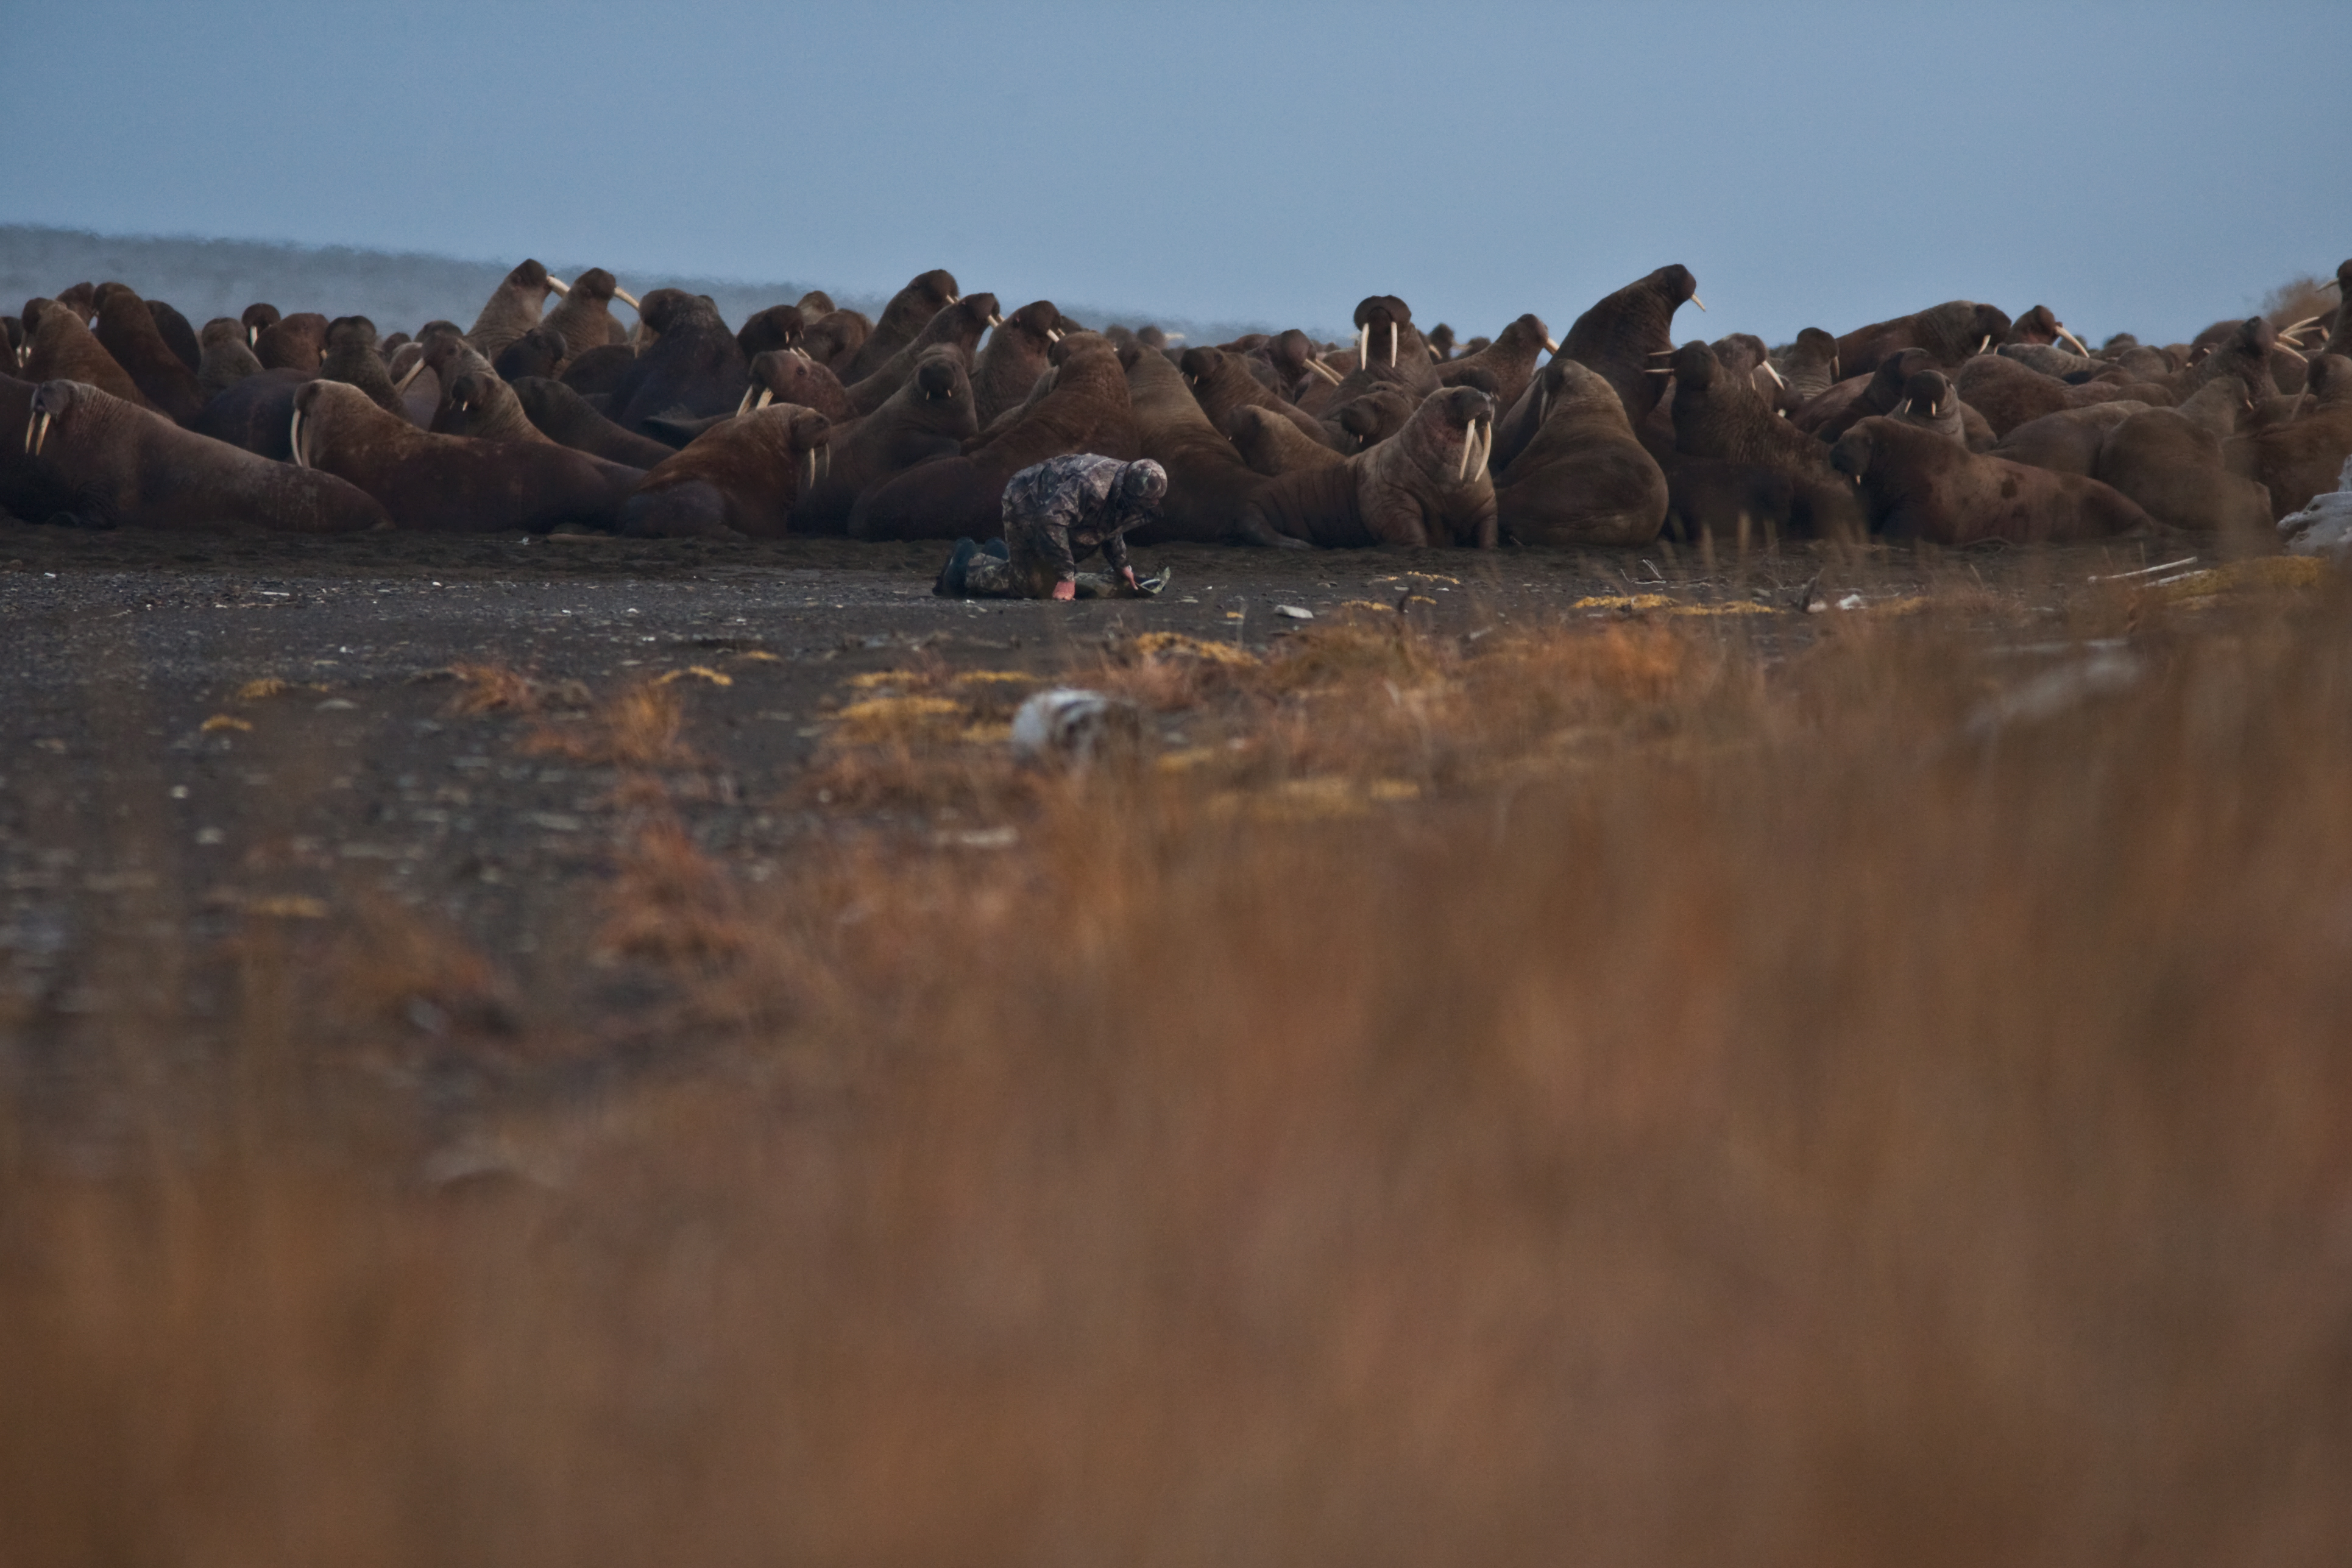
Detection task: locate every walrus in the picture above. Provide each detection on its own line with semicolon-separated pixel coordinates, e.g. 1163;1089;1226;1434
1831;416;2156;545
466;259;569;361
1835;300;2013;373
320;316;410;418
843;269;958;382
1178;347;1331;450
1668;340;1865;539
491;327;569;383
801;308;872;375
254;311;328;372
290;380;634;533
1709;333;1789;408
740;348;855;423
558;343;637;399
1435;313;1554;413
434;369;577;450
197;317;264;400
1952;354;2140;438
1804;349;1932;440
512;377;681;468
22;298;152;409
20;379;388;534
734;303;805;361
1347;297;1441;395
1662;458;1798;548
841;294;997;416
2091;378;2273;539
1426;323;1457;361
1998;342;2099;380
2226;354;2352;518
542;267;637;360
144;298;202;373
1776;328;1842;400
972;300;1063;426
606;289;749;437
1493;359;1667;547
188;367;314;460
1294;354;1411;418
791;345;981;534
1557;264;1702;428
1235;384;1497;549
847;342;1142;542
1228;403;1347;478
0;372;81;521
1889;369;1996;451
240;303;280;347
2004;305;2092;356
1322;385;1418;454
1987;401;2151;478
1118;343;1268;543
619;404;832;539
796;291;835;317
51;283;96;322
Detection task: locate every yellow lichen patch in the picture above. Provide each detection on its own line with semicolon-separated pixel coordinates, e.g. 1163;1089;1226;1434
729;650;783;663
1155;746;1223;774
846;671;910;691
831;694;966;744
200;715;253;733
1372;571;1461;586
1133;632;1259;668
245;895;329;920
952;669;1041;686
1204;774;1423;823
653;665;733;687
957;722;1014;746
1571;593;1774;618
2143;556;2331;601
1335;599;1402;615
235;678;290;702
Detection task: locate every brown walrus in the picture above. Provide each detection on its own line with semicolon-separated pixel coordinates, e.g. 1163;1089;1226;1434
1988;402;2152;478
22;298;152;409
972;300;1062;426
792;345;982;534
1119;342;1269;543
606;289;749;437
2092;378;2274;539
197;317;264;401
1236;384;1497;549
1558;264;1702;429
543;267;637;361
1494;359;1667;547
1321;385;1418;454
734;303;805;361
290;380;634;533
1836;300;2013;373
491;327;569;383
1830;416;2156;545
19;379;387;534
146;298;202;372
89;285;204;422
253;311;328;372
740;348;855;423
1889;369;1996;451
1436;313;1554;413
2227;354;2352;518
620;404;832;539
801;308;872;376
433;370;563;448
842;294;997;416
466;259;569;361
1228;403;1347;477
0;372;82;521
188;367;314;461
1178;346;1331;450
1952;354;2142;438
847;341;1141;542
320;317;409;418
1669;340;1865;540
842;269;958;382
512;377;682;469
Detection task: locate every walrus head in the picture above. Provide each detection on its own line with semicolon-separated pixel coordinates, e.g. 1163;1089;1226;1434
1424;385;1496;482
1667;339;1720;393
1178;345;1229;387
637;288;724;339
1829;424;1879;478
737;304;806;359
21;378;101;458
567;267;635;310
54;283;96;323
494;326;569;381
503;259;568;302
1351;296;1417;371
1333;386;1415;451
997;300;1063;350
1969;303;2013;357
907;269;960;312
1868;349;1933;411
741;348;850;418
912;345;970;404
240;303;280;347
2305;355;2352;405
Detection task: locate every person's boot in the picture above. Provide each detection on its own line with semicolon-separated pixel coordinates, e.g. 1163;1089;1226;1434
933;537;980;597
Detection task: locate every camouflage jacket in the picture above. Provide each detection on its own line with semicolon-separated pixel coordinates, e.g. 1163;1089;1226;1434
999;455;1157;580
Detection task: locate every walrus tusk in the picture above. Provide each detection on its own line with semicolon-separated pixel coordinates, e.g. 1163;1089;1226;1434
1357;323;1370;369
944;293;958;305
1387;322;1397;367
1976;335;1991;354
1691;295;1707;311
1046;328;1063;342
1761;360;1785;387
614;287;640;311
1537;386;1550;425
1899;398;1913;415
1544;337;1560;353
2283;315;2325;333
288;408;305;468
735;384;759;417
800;447;814;496
988;313;1004;328
2057;328;2089;356
394;359;425;394
1644;366;1675;375
1308;358;1343;384
545;275;570;297
1455;428;1472;482
758;389;774;411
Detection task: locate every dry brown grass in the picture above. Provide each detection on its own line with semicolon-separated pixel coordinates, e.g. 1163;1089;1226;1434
524;679;697;768
5;579;2352;1565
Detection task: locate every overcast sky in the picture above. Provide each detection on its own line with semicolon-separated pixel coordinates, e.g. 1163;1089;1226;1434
2;0;2340;344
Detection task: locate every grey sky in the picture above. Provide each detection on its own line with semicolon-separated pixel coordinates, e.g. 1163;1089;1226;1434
4;0;2339;345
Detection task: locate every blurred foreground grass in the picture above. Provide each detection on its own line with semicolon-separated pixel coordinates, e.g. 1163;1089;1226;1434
4;571;2351;1566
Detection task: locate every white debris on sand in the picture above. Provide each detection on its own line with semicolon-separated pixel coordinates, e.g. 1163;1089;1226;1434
1009;688;1146;765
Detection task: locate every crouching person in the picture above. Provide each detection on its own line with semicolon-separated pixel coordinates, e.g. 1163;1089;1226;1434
935;455;1170;600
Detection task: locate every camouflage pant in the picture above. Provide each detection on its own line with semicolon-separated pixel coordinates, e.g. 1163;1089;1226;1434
961;554;1140;599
